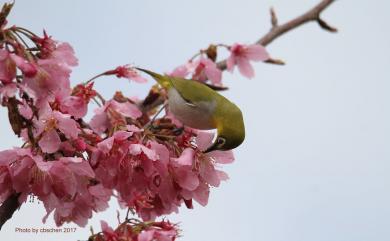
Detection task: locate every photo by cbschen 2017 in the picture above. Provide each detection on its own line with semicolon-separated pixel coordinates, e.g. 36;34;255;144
1;0;389;241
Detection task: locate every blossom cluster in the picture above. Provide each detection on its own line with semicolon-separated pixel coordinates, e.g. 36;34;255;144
90;219;179;241
169;43;269;84
0;2;269;239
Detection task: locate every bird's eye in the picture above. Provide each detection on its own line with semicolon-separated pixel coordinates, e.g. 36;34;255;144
216;137;226;147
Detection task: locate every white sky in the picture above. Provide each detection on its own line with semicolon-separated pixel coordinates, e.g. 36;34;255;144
1;0;390;241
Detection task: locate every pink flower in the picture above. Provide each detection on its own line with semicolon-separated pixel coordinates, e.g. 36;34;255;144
35;109;80;153
107;65;148;83
9;54;38;78
33;31;78;66
51;42;78;67
168;63;192;78
23;58;72;107
227;43;269;79
89;100;142;134
138;226;178;241
22;36;77;107
18;100;33;119
191;57;222;85
60;83;97;118
0;83;18;100
101;221;119;241
0;50;37;84
169;59;222;85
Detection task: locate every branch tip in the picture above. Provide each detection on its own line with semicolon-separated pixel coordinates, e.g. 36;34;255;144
317;17;338;33
265;58;285;65
270;7;278;28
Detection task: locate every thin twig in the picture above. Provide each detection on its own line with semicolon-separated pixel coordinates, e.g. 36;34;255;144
270;7;278;28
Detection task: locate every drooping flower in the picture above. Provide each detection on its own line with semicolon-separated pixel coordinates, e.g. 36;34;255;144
60;82;97;118
169;58;222;85
191;57;222;85
0;49;37;84
106;65;148;83
227;43;269;79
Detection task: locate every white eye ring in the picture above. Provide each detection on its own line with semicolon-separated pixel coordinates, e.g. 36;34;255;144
216;137;226;147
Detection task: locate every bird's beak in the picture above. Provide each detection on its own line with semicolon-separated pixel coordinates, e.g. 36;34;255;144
203;141;218;153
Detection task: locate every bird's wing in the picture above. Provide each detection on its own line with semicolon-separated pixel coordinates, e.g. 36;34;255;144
170;77;217;107
169;79;198;107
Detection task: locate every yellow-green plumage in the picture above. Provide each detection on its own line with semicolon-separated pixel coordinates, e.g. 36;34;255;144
136;68;245;152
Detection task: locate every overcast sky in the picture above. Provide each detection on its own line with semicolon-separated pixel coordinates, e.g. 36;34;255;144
1;0;390;241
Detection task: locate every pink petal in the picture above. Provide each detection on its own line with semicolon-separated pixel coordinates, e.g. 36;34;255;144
169;64;190;78
245;44;269;61
59;157;83;163
204;64;222;85
172;148;194;166
175;168;199;191
138;230;155;241
113;130;132;140
100;220;115;235
54;111;80;139
226;55;236;72
18;101;33;119
0;50;16;83
53;43;78;67
237;58;255;79
129;144;158;161
192;182;210;206
97;136;115;154
149;141;170;163
61;96;87;118
110;100;142;119
217;170;229;181
0;83;18;98
127;124;142;133
130;75;148;83
10;54;37;77
209;150;234;164
39;129;61;153
0;149;18;166
195;131;215;151
200;161;220;187
69;162;95;178
90;112;109;134
34;158;53;172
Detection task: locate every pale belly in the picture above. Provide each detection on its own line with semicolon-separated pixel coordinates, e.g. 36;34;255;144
168;88;216;130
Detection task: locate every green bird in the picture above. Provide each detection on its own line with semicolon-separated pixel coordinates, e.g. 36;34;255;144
136;68;245;153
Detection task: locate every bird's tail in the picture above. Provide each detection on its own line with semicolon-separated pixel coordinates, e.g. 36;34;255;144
135;67;171;89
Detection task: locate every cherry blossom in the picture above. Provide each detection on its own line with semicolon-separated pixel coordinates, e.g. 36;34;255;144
106;65;148;83
0;4;241;238
227;43;269;78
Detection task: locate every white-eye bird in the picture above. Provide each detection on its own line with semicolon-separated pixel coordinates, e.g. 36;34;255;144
136;68;245;153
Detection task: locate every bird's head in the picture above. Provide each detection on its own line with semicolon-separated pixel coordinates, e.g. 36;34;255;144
204;105;245;153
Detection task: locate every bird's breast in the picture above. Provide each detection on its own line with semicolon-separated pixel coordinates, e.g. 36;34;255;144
168;88;216;130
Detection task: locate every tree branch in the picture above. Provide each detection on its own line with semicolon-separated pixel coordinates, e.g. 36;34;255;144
217;0;336;70
0;193;20;230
